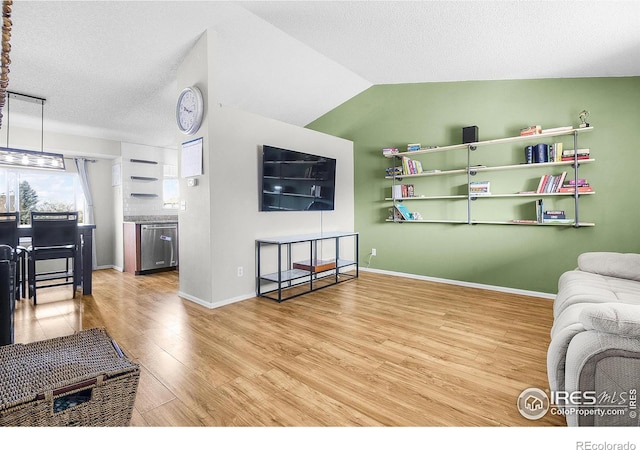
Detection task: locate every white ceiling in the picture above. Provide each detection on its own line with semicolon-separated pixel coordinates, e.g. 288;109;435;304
4;1;640;150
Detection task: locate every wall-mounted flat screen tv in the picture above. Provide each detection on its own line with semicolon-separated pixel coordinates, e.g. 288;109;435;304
260;145;336;212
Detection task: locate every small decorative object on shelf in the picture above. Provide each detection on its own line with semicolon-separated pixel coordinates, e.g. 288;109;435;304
407;143;421;152
578;110;590;128
463;126;479;143
520;125;541;136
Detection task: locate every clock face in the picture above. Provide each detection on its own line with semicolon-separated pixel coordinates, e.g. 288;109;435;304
176;86;203;135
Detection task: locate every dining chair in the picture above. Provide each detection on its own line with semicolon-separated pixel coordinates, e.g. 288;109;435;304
0;212;27;299
27;211;79;305
0;244;15;346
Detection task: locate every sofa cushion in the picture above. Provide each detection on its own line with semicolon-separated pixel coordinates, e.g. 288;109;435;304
579;303;640;337
578;252;640;282
554;270;640;318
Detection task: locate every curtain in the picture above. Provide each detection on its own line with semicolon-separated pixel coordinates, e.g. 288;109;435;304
74;157;97;270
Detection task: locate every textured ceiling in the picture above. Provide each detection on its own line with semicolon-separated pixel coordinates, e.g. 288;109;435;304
4;1;640;151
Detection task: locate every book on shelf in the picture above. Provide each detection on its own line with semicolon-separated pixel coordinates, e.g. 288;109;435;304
562;148;590;156
561;156;590;161
407;143;421;152
558;185;593;193
561;148;590;161
520;125;541;136
469;181;491;196
558;178;593;193
401;156;423;175
544;210;566;220
543;219;575;224
549;142;563;162
535;198;544;223
536;171;567;193
382;147;399;156
533;143;549;163
394;203;414;221
386;166;403;177
393;184;415;198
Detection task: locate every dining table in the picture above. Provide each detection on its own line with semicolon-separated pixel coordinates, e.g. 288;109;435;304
17;224;96;295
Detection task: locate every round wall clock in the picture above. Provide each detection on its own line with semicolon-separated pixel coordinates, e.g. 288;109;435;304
176;86;204;135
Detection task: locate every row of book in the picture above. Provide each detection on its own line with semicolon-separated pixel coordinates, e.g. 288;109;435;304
392;184;415;199
536;172;567;193
525;143;565;163
393;203;421;221
559;178;593;193
400;156;423;175
535;172;594;193
535;199;573;224
561;148;590;161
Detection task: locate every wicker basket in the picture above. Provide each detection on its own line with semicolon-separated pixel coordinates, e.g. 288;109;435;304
0;327;140;426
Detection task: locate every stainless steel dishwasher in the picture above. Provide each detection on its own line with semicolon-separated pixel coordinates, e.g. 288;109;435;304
140;223;178;272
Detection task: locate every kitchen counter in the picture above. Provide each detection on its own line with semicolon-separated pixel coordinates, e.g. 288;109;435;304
123;215;178;224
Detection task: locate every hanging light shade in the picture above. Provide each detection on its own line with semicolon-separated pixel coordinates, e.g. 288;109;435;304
0;146;65;169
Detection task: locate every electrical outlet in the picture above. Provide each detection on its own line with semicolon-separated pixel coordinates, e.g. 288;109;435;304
237;266;244;277
371;248;377;256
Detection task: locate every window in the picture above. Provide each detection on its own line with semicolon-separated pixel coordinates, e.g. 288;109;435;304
162;164;179;210
0;168;86;224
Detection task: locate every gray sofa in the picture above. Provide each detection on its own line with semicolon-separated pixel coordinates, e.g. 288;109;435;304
548;252;640;426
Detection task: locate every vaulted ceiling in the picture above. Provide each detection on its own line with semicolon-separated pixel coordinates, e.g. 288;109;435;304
5;1;640;149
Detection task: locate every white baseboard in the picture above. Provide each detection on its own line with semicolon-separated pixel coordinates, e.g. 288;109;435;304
360;267;555;300
96;264;122;272
177;290;256;309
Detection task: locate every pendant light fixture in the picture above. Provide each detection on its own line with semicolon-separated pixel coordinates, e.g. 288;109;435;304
0;0;65;171
0;92;66;170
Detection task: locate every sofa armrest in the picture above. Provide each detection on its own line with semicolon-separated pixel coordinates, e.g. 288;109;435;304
564;330;640;426
577;252;640;282
580;303;640;337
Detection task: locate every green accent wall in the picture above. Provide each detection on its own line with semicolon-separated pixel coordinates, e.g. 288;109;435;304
307;77;640;294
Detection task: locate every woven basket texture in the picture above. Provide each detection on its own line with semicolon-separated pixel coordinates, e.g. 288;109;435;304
0;327;139;426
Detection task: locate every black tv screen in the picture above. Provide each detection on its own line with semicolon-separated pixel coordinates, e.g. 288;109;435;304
260;145;336;212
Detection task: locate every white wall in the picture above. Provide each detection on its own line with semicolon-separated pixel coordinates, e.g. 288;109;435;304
176;31;214;304
208;105;354;306
120;142;179;218
176;30;355;308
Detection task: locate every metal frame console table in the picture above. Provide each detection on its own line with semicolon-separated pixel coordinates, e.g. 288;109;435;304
256;231;358;302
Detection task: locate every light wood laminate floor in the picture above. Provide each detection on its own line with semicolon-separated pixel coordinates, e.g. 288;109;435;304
13;269;565;426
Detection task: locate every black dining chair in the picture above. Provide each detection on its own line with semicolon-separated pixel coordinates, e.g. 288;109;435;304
0;212;27;299
27;211;79;305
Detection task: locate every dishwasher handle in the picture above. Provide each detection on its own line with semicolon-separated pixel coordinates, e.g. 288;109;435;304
141;224;177;230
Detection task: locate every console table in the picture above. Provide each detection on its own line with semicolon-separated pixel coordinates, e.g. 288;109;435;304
256;231;358;302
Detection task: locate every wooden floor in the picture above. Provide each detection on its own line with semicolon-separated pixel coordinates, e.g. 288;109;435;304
13;269;565;427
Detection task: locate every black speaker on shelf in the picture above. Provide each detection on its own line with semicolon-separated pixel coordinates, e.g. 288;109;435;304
462;126;478;144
